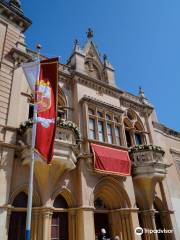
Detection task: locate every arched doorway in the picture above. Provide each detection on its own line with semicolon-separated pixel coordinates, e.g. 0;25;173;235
94;197;110;239
93;177;133;240
8;192;28;240
51;194;69;240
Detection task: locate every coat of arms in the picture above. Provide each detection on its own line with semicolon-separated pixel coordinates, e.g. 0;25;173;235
36;80;51;113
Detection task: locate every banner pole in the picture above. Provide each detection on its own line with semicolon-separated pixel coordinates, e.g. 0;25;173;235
25;104;37;240
25;44;41;240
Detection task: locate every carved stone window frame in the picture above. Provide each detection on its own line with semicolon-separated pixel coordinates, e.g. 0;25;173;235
123;109;147;147
87;103;124;146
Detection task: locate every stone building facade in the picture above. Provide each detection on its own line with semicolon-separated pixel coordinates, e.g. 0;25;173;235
0;1;180;240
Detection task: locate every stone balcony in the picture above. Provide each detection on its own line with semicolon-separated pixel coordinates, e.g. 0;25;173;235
129;145;171;209
17;119;81;171
128;145;170;180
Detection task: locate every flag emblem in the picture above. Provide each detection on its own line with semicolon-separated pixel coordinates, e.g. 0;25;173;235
22;58;59;163
36;80;51;113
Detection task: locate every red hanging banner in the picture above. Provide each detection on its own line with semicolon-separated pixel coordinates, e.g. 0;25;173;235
91;143;131;176
35;58;58;164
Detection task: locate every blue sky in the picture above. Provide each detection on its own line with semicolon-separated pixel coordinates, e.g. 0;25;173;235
22;0;179;131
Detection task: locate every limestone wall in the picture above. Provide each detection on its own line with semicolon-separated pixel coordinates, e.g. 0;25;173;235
153;125;180;236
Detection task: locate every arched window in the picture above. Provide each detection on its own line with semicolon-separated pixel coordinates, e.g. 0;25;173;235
124;118;133;147
88;107;96;140
124;109;146;147
51;195;68;240
12;192;28;208
134;122;144;145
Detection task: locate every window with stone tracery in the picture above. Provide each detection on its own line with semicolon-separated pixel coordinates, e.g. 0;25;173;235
88;106;123;146
123;109;146;147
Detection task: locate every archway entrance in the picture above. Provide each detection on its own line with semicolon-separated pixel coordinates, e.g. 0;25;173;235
8;212;26;240
51;195;69;240
94;198;111;239
8;192;27;240
93;178;133;240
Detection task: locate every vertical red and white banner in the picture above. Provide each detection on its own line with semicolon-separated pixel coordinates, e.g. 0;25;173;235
35;58;58;163
23;58;58;164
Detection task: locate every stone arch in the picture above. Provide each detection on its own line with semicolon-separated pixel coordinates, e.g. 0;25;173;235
125;108;144;127
9;185;41;207
90;177;131;209
126;108;137;121
124;117;133;128
51;187;74;208
134;121;144;131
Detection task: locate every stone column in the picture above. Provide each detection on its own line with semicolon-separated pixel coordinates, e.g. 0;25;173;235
42;208;53;240
149;210;158;240
121;123;127;147
130;209;142;240
130;129;136;146
77;207;95;240
139;210;158;240
82;102;89;153
68;209;77;240
32;209;39;240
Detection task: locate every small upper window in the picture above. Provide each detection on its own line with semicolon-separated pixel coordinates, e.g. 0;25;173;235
135;133;143;145
88;108;94;115
115;126;121;145
106;114;111;121
89;118;96;140
97;111;103;118
107;123;113;144
98;121;104;142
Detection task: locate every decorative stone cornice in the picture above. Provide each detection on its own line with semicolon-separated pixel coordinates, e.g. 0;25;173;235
80;95;124;114
74;71;123;97
0;0;32;32
10;47;32;64
120;93;154;116
153;121;180;139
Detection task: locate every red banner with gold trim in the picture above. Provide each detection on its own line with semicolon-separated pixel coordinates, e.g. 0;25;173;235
35;58;58;164
91;143;131;176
